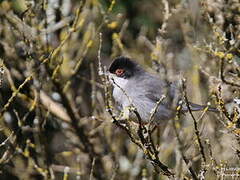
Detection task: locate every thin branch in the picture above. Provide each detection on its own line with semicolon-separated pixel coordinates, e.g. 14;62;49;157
172;108;198;180
89;158;96;180
182;79;207;178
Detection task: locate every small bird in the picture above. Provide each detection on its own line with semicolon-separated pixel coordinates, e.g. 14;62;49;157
108;56;216;125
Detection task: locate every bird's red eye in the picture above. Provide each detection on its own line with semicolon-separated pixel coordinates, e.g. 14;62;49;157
115;69;125;76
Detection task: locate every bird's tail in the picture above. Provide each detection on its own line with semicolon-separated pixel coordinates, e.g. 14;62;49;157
181;102;218;112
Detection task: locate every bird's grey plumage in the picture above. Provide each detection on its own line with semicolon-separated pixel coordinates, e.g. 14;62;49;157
109;56;217;125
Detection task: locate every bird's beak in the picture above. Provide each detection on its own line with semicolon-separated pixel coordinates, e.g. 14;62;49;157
106;71;110;76
106;71;115;77
107;72;113;79
107;72;116;84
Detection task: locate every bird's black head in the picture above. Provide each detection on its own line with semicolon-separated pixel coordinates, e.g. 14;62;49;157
109;56;141;78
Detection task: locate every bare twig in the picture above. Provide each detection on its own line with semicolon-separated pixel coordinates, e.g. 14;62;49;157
172;108;198;180
89;158;96;180
0;59;4;88
182;79;207;178
148;95;166;126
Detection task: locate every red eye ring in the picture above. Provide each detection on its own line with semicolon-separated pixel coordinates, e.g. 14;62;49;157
115;69;125;76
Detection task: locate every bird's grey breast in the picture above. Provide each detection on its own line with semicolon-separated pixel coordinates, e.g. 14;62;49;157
112;73;179;123
112;76;131;107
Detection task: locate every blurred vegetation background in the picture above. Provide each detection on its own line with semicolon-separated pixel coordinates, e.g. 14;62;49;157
0;0;240;179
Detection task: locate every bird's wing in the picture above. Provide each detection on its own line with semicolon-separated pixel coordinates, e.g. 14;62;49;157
145;85;167;103
141;75;177;103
